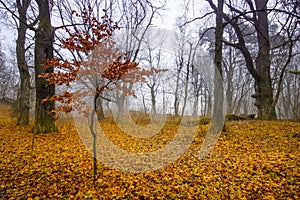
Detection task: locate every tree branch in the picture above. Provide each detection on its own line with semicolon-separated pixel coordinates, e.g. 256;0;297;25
0;0;36;31
180;11;214;28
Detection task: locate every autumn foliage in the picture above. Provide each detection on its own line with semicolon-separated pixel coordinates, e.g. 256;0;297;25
40;9;149;114
0;116;299;199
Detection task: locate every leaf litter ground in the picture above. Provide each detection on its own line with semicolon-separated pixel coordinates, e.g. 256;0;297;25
0;116;299;199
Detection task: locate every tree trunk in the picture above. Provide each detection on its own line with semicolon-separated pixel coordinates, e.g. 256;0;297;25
150;84;156;115
16;0;31;125
174;58;183;116
33;0;56;133
253;0;276;120
181;43;192;117
192;95;199;116
208;0;224;134
174;83;180;117
210;0;278;120
96;97;105;120
116;91;125;119
141;89;148;115
224;43;234;115
198;0;224;159
90;92;99;184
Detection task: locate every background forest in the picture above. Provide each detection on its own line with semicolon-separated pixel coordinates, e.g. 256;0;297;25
0;0;299;199
0;0;298;128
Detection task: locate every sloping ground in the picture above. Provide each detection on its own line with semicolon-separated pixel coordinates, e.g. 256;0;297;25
0;104;11;117
0;117;299;199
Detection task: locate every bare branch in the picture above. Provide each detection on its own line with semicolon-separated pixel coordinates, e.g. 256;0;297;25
0;0;36;31
180;11;214;28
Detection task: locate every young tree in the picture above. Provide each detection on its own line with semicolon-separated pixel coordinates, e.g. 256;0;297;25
140;45;167;117
41;9;150;179
172;23;187;117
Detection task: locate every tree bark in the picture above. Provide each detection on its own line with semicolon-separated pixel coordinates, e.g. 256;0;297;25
253;0;276;120
174;71;181;116
223;28;235;115
96;97;105;120
16;0;31;125
208;0;224;134
211;0;277;120
33;0;56;133
150;84;156;115
181;43;192;116
198;0;225;159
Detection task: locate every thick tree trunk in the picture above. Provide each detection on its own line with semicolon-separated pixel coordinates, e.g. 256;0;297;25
208;0;224;134
199;0;224;159
253;0;276;120
16;0;31;125
33;0;56;133
17;63;30;125
209;0;277;120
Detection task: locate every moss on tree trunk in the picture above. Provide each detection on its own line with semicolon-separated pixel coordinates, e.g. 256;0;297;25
33;0;56;133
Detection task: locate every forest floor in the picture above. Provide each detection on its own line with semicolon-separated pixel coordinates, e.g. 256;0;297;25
0;107;299;199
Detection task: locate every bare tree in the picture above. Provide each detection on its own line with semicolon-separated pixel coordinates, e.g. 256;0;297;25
15;0;36;125
0;44;19;104
173;44;183;116
0;0;57;131
113;0;166;115
172;16;190;117
0;0;37;124
205;0;299;119
139;36;167;117
198;0;224;159
206;0;224;133
276;42;300;120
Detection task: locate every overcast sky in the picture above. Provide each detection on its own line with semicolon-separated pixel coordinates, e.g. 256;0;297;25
0;0;209;59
